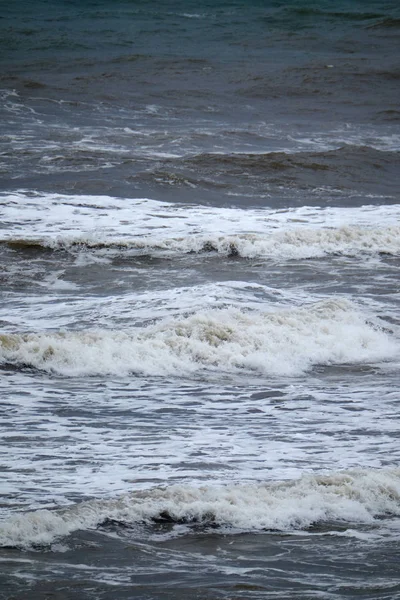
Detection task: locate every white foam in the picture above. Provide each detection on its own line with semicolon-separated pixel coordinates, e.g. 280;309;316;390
0;299;397;377
1;468;399;548
180;13;205;19
3;227;400;260
161;227;400;259
1;191;400;260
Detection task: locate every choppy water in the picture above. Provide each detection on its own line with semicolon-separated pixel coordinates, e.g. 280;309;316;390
1;1;400;599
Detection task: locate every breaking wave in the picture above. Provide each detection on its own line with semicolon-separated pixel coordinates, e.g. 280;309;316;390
3;225;400;259
1;468;400;548
0;300;396;377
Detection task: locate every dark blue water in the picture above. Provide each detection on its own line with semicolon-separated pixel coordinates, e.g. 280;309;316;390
1;0;399;201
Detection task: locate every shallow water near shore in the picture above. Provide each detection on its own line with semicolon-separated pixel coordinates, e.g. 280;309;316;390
1;0;400;598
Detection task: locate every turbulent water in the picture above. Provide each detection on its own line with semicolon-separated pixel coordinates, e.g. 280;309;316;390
1;1;400;599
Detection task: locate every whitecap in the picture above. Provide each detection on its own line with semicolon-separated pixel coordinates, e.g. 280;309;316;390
1;467;399;548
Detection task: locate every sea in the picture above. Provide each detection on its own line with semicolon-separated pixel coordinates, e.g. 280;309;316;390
1;1;400;598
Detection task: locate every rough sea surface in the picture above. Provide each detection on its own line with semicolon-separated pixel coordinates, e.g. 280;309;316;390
1;1;400;598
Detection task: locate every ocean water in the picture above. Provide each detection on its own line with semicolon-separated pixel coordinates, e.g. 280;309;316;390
1;1;400;598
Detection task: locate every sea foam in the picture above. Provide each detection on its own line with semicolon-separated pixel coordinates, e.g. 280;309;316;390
0;299;396;377
2;191;400;260
4;225;400;260
1;468;399;548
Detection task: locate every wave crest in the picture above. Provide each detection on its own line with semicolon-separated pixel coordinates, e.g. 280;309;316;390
0;300;396;377
3;225;400;259
1;468;399;548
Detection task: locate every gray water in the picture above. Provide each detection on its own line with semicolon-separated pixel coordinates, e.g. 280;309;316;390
1;1;400;599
